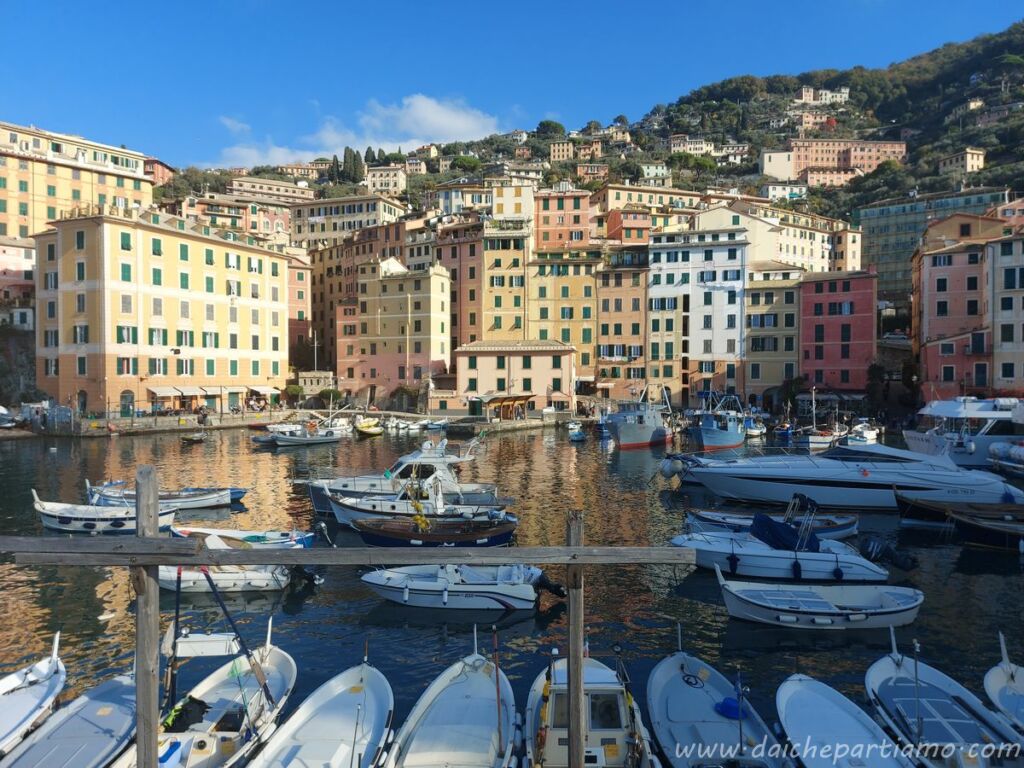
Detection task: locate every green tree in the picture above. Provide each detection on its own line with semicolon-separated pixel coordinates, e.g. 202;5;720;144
353;151;365;183
329;154;341;184
342;147;355;182
451;156;482;173
318;388;343;406
376;148;387;163
584;120;602;134
284;384;304;404
536;120;566;138
613;114;629;126
364;146;375;165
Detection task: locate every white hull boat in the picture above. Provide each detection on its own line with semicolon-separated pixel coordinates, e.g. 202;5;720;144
381;650;515;768
985;633;1024;733
273;431;342;446
525;655;659;768
1;674;135;768
865;634;1024;768
671;443;1024;509
362;564;553;611
0;633;65;757
647;645;786;767
671;525;888;582
87;481;230;509
159;563;292;592
776;674;915;768
687;509;858;540
791;429;838;450
170;525;314;549
715;565;923;630
249;661;393;768
904;396;1024;468
328;489;508;528
33;491;177;533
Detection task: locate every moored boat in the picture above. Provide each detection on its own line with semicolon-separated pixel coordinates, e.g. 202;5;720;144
353;516;517;547
904;396;1024;468
0;633;65;757
894;489;1023;531
361;563;562;610
273;429;343;446
170;525;314;548
686;494;858;540
86;480;230;509
606;385;672;449
688;392;746;451
984;633;1024;733
33;490;177;533
180;431;207;444
949;509;1024;552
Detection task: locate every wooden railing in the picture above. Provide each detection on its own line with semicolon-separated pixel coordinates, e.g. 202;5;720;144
0;466;695;768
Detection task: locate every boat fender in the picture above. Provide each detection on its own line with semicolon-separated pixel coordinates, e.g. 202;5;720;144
442;587;448;606
832;565;844;581
966;440;976;454
791;559;802;580
402;585;409;603
727;552;740;575
659;459;675;479
713;697;748;720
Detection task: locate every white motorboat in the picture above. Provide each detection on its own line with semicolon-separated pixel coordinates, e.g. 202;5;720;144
865;632;1024;767
671;515;888;582
1;673;135;768
904;396;1024;468
686;494;858;540
776;674;915;768
248;658;393;768
847;417;880;444
113;625;296;768
273;429;343;446
524;654;660;768
170;525;314;548
0;633;65;757
744;414;768;438
715;565;923;630
159;534;293;592
566;420;583;431
381;643;515;768
32;490;177;534
361;564;561;611
647;637;786;767
985;632;1024;733
86;480;231;509
668;442;1024;510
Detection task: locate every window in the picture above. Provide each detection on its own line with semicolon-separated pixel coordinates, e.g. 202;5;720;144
936;301;948;316
120;232;131;250
77;356;87;375
967;276;978;291
967;299;979;316
1002;363;1015;379
76;262;86;280
1001;324;1014;343
179;273;189;290
120;263;131;281
467;377;477;392
179;243;189;261
942;366;955;382
151;238;162;256
935;278;947;293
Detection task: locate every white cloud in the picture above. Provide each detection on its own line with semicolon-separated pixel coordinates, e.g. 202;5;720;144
218;116;251;135
209;94;500;167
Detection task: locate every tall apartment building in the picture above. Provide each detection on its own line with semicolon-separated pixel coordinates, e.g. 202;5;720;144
596;246;649;401
799;271;877;390
286;253;311;360
290;194;405;248
162;192;291;244
228;177;315;203
364;165;407;195
727;200;861;271
647;231;692;407
335;257;450;404
479;183;532;342
436;216;483;350
987;232;1024;391
759;139;906;184
35;206;290;414
745;262;802;407
854;187;1011;305
431;178;491;215
0;120;153;240
534;183;591;248
529;248;600;383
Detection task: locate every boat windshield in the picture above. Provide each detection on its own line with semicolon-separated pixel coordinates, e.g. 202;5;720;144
387;461;438;480
547;691;624;730
819;447;918;463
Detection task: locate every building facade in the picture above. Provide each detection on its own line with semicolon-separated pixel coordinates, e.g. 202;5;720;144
798;271;877;390
228;177;315;203
364;165;407;195
938;148;986;176
455;340;577;414
745;262;802;407
290;194;405;248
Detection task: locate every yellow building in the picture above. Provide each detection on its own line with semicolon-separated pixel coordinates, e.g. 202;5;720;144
479;183;533;340
0;120;153;240
35;205;290;415
529;248;600;379
745;261;803;407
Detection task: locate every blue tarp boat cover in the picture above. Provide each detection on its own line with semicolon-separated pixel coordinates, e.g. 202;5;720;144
750;513;820;552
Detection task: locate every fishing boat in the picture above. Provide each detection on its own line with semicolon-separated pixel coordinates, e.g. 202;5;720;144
776;674;916;768
865;632;1024;767
671;514;888;582
647;631;786;767
170;525;315;548
524;653;660;768
86;480;231;509
894;489;1023;531
248;656;393;768
380;635;515;768
904;396;1024;468
361;563;563;610
606;385;672;449
949;509;1024;552
353;516;517;548
688;392;747;451
1;673;135;768
686;493;858;540
984;633;1024;732
181;486;248;502
664;443;1024;510
0;633;65;757
32;490;177;533
715;565;923;630
790;387;845;450
743;414;767;438
111;622;297;768
423;417;450;430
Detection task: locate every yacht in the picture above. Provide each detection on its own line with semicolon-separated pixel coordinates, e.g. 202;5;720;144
667;442;1024;510
903;396;1024;468
687;392;746;451
606;385;672;449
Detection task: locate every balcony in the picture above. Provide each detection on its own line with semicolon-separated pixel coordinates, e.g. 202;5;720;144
963;345;988;356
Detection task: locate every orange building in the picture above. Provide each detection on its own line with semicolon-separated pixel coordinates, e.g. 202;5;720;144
534;183;591;249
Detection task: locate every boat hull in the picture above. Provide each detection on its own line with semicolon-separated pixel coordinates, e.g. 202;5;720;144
38;505;176;534
158;565;293;592
92;488;230;509
608;420;671;449
689;509;858;540
353;519;516;548
950;513;1024;552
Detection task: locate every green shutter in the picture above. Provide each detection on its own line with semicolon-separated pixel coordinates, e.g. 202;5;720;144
179;273;189;289
205;276;214;293
205;248;214;265
179;244;189;261
206;359;215;375
152;268;162;286
121;264;131;281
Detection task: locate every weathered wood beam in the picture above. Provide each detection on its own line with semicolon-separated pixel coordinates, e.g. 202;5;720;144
567;511;585;768
0;536;198;555
134;467;160;768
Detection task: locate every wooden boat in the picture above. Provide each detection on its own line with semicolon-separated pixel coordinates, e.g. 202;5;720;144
353;516;517;548
895;489;1024;531
170;525;314;548
687;494;858;540
248;659;393;768
273;430;343;446
180;431;206;444
181;486;248;502
32;490;176;534
647;638;785;767
950;510;1024;552
715;565;923;630
111;624;296;768
985;633;1024;732
0;633;65;757
776;674;915;768
865;632;1024;767
423;418;449;430
1;674;135;768
525;655;659;768
87;480;231;509
380;645;515;768
362;564;562;610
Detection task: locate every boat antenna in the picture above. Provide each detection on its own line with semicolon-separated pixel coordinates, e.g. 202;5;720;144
676;622;682;653
735;669;749;755
161;566;184;710
493;625;504;750
912;638;923;746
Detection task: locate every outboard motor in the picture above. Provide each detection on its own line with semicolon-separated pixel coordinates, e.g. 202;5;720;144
859;534;918;571
534;572;567;598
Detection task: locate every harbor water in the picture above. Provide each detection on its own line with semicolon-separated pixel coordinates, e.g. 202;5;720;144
1;429;1022;739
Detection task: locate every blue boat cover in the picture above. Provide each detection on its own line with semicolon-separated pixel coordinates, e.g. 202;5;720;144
750;513;820;553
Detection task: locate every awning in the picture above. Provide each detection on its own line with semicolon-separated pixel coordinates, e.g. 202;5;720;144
176;386;205;397
147;386;178;398
475;393;535;407
596;382;615;389
576;375;595;382
248;386;280;396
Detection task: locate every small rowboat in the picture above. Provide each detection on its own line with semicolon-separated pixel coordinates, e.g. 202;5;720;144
33;490;177;534
180;431;206;444
353;517;517;548
355;418;384;437
715;565;923;630
0;633;65;757
273;430;342;446
170;525;314;548
688;508;858;540
362;564;564;610
949;509;1024;552
895;489;1024;531
985;632;1024;732
158;534;294;592
181;486;248;502
86;480;230;509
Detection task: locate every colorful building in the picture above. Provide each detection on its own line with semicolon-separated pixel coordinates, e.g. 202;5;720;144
228;176;315;203
938;148;986;177
987;231;1024;392
745;262;802;408
596;246;648;401
455;340;576;415
529;248;600;384
364;165;408;195
534;182;591;248
144;157;176;187
549;141;575;162
798;271;877;390
290;194;405;248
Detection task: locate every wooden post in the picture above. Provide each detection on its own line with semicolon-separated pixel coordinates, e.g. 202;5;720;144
566;510;585;768
133;466;160;768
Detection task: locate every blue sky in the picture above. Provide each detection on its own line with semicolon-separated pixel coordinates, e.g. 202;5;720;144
6;2;1021;168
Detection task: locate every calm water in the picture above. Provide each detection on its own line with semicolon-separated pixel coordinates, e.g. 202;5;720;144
0;429;1022;733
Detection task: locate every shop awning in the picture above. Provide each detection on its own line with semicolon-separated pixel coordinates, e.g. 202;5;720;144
474;392;534;407
147;386;178;398
249;386;280;396
596;382;615;389
576;375;595;382
176;386;205;396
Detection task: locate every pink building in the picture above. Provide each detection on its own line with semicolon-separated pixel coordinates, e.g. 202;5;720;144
534;183;591;248
144;157;176;187
454;340;577;416
799;271;877;390
605;207;650;244
286;255;311;361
